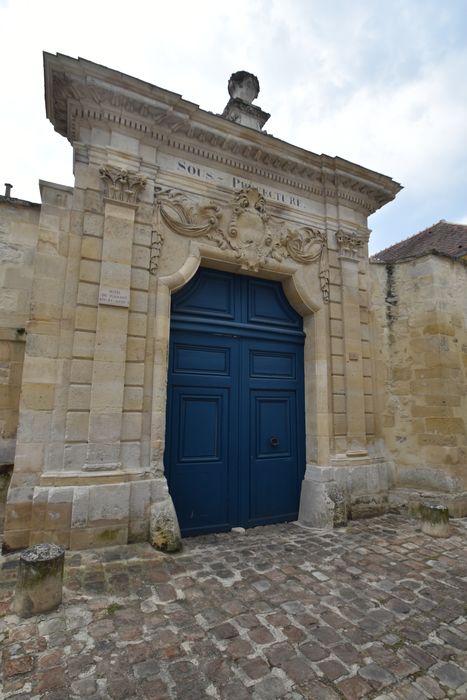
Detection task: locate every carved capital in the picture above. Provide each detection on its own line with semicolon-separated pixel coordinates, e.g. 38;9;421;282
336;230;364;260
99;165;147;204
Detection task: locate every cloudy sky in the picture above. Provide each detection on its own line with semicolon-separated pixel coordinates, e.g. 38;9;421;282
1;0;466;254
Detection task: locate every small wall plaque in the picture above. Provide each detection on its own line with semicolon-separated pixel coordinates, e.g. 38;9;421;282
98;286;130;308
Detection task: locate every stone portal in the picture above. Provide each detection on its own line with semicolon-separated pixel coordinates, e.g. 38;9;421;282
2;55;402;550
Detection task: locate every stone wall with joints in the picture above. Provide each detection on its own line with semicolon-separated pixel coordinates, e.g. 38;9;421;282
370;255;467;517
0;197;40;469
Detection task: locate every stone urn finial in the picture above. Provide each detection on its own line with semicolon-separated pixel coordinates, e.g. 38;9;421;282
222;71;270;131
228;71;260;104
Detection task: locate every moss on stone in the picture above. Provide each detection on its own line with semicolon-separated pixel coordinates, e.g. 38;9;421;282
18;545;65;588
0;465;13;501
152;527;181;553
106;603;124;616
420;503;449;524
98;528;121;543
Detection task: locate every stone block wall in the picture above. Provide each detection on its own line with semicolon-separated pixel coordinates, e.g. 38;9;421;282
0;198;40;467
2;166;167;550
370;255;467;515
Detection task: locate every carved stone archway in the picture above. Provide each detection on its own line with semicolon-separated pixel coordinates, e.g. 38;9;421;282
147;187;332;537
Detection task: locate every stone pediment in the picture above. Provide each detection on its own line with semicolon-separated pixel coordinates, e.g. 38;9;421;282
44;53;402;216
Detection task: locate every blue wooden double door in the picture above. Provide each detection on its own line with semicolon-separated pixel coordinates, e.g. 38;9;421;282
165;268;306;536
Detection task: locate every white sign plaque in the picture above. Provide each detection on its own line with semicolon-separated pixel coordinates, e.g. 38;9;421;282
98;286;130;307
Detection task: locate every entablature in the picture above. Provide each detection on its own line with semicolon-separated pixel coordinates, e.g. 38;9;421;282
44;53;402;217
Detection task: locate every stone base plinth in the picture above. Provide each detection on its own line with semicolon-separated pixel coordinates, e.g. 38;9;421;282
3;476;178;551
150;498;182;552
389;488;467;519
298;459;394;529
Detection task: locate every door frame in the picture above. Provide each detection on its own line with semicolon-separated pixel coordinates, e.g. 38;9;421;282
149;242;332;521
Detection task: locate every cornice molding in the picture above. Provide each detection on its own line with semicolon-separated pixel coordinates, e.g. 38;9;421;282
44;53;402;216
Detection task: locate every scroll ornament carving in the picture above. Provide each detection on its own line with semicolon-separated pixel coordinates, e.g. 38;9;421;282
336;229;364;259
99;165;147;204
157;190;221;238
156;187;329;302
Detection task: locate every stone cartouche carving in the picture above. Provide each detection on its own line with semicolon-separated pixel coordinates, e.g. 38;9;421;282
215;188;272;269
336;229;364;259
149;230;164;275
156;186;329;302
211;189;328;287
99;165;147;204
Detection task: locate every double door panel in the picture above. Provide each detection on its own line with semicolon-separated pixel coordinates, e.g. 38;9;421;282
166;330;305;536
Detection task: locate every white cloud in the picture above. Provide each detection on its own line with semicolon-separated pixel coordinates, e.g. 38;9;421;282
0;0;466;252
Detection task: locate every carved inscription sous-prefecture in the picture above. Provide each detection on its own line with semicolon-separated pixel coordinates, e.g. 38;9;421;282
154;187;329;302
174;160;303;209
100;165;147;204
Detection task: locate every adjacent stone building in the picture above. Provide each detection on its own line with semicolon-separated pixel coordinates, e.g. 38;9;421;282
371;221;467;516
0;54;465;551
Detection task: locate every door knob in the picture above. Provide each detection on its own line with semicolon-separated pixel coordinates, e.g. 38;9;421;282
270;436;279;448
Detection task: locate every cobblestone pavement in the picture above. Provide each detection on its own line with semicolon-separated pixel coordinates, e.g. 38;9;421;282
1;514;467;699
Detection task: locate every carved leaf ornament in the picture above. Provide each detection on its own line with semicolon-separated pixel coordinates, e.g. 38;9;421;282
155;186;329;303
158;192;221;238
284;228;325;264
100;165;147;204
336;229;364;259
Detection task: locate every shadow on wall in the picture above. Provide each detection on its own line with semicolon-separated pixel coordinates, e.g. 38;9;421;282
0;465;13;533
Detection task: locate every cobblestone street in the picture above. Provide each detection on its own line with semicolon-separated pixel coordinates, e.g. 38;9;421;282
1;514;467;699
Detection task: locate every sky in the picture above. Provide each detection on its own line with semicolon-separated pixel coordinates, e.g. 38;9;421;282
1;0;466;254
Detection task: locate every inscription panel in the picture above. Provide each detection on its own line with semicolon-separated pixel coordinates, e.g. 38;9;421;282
98;286;130;307
157;154;311;211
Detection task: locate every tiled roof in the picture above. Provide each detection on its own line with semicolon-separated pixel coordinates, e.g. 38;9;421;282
373;220;467;263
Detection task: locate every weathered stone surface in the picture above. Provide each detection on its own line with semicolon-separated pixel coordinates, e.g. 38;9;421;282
370;255;467;516
13;543;65;617
432;662;467;689
420;503;450;537
149;498;182;553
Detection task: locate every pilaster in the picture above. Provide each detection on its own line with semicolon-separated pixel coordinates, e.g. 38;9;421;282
336;230;367;454
3;183;73;549
84;167;146;471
